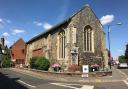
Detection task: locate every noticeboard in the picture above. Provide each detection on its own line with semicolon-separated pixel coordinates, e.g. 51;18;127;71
82;65;89;73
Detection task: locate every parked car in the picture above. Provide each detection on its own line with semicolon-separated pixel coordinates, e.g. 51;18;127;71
117;63;128;69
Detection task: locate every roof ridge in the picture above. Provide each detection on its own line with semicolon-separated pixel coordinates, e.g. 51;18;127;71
10;38;25;48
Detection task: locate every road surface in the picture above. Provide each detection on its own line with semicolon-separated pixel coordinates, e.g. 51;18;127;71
0;68;128;89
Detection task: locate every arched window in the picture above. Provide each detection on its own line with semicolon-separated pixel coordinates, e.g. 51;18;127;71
59;30;65;58
84;25;93;52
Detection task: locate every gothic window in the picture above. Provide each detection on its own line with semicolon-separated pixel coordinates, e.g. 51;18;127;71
59;30;65;58
72;27;77;43
84;25;93;52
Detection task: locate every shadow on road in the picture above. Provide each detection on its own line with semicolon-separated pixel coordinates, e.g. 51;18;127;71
0;72;29;89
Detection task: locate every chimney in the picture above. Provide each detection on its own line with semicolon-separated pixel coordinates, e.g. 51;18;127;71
1;37;4;47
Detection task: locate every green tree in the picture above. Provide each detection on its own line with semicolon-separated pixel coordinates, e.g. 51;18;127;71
1;58;11;67
1;46;11;67
118;55;127;63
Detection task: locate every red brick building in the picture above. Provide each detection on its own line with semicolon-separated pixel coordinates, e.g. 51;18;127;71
10;38;26;67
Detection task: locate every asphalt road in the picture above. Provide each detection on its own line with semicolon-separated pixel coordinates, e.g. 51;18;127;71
0;68;128;89
118;68;128;76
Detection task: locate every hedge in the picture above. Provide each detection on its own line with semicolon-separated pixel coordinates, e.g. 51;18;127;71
30;56;50;71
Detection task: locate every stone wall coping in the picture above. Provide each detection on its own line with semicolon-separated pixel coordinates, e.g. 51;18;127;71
20;68;112;77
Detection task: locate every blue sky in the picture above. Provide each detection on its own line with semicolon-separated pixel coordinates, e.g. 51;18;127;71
0;0;127;59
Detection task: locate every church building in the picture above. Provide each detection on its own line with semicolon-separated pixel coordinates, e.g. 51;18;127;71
25;4;108;71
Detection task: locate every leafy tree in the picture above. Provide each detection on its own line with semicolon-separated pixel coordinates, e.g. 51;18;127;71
1;46;11;67
118;55;127;63
1;58;11;67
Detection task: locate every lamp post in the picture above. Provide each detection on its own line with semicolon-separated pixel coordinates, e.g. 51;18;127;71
0;46;3;68
107;23;122;69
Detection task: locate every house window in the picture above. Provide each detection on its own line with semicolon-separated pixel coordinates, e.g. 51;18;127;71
83;25;93;52
12;54;14;59
22;49;25;54
59;30;65;58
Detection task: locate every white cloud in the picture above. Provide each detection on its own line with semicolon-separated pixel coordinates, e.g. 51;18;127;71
57;0;69;22
43;22;52;30
33;33;39;36
33;21;43;26
117;49;123;52
6;20;11;23
0;18;3;23
5;40;11;45
12;29;25;35
0;18;11;24
34;21;52;30
0;18;4;28
2;32;10;37
100;15;114;25
118;49;123;52
0;18;11;29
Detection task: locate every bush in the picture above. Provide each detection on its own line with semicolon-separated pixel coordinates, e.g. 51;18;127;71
30;56;50;71
68;64;81;72
2;59;11;68
30;57;37;68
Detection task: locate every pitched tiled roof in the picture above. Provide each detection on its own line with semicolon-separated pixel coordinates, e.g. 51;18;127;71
26;18;71;44
10;38;25;48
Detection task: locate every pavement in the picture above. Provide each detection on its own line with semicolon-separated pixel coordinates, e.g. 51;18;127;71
0;66;127;89
9;66;127;83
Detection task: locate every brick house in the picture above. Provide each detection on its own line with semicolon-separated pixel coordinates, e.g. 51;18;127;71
10;38;26;67
25;4;108;70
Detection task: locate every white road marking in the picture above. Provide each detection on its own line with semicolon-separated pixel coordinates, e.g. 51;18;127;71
50;83;80;89
123;80;128;86
50;83;94;89
65;84;82;86
17;80;36;88
81;85;94;89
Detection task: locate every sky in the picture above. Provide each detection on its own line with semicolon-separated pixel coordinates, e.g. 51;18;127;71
0;0;127;59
